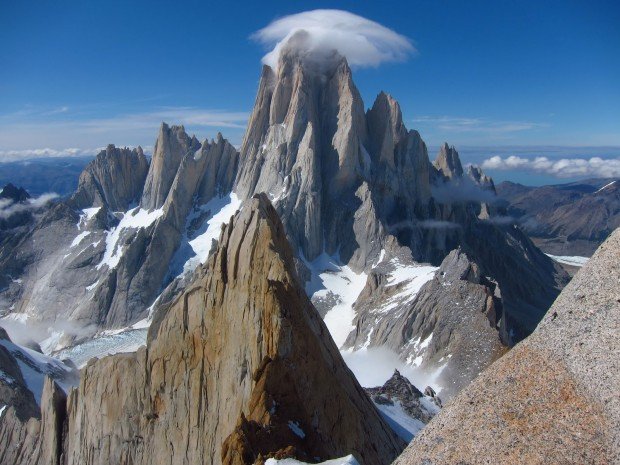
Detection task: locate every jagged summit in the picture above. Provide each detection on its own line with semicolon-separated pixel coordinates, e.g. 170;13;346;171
0;183;30;202
235;49;432;268
433;142;464;180
71;144;149;211
141;122;201;210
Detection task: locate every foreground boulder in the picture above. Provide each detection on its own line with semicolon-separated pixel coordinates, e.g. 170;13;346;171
0;194;404;465
394;227;620;465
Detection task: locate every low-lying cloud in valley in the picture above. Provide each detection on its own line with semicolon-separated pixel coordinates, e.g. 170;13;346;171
253;9;414;69
482;155;620;178
0;193;59;219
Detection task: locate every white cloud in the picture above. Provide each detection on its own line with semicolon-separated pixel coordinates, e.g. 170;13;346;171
0;193;59;219
253;9;414;69
482;155;620;178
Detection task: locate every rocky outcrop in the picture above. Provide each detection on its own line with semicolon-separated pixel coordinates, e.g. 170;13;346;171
71;145;149;212
433;143;463;180
0;195;405;465
366;370;439;425
0;377;68;465
0;327;39;421
395;227;620;465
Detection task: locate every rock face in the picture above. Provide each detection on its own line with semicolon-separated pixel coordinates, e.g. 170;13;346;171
141;123;201;210
497;178;620;256
395;227;620;465
0;195;404;465
0;327;39;421
71;145;149;211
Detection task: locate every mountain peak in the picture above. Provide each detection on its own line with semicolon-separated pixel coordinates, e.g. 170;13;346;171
274;29;350;76
4;193;404;465
433;143;464;179
0;183;30;202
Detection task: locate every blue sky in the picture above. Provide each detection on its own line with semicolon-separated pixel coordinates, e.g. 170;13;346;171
1;0;619;182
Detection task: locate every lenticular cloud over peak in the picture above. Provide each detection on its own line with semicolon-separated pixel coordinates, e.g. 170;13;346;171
253;9;415;69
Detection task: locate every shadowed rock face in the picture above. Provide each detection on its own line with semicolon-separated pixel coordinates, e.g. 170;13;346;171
394;227;620;465
0;183;31;203
0;195;405;465
0;328;39;422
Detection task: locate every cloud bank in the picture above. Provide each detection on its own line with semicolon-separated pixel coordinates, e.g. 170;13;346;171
253;9;414;69
482;155;620;178
0;193;58;219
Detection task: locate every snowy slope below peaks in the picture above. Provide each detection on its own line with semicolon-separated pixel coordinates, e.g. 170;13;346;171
304;253;368;348
168;192;242;278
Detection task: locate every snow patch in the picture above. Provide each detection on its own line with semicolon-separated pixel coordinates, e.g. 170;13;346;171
78;207;101;230
70;230;91;248
0;338;76;405
374;400;426;441
97;206;164;270
375;260;438;314
304;253;367;348
595;180;616;193
0;405;6;418
266;455;359;465
168;193;242;278
341;346;444;393
186;193;241;269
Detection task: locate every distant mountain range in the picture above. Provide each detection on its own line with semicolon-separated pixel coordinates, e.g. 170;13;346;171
496;178;619;257
0;157;92;197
